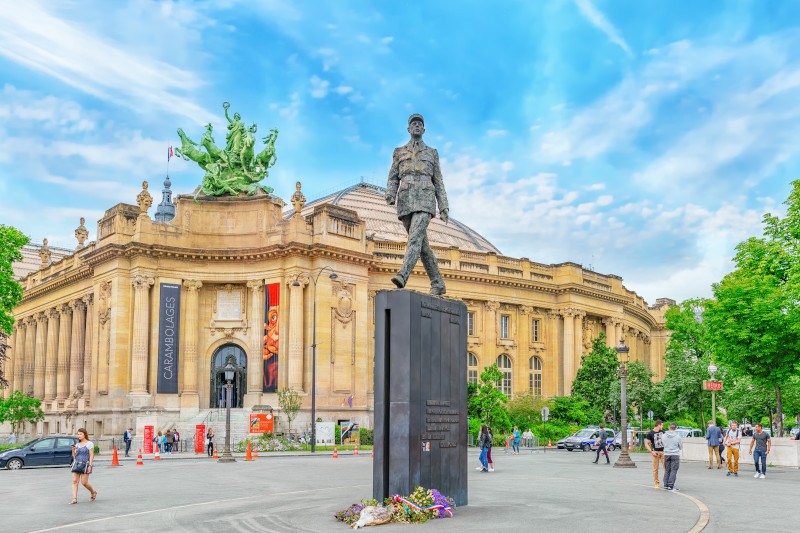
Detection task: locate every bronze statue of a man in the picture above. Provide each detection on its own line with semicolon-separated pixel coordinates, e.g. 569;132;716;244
385;114;449;295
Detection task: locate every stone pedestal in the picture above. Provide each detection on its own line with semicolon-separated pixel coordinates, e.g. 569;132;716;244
373;289;468;507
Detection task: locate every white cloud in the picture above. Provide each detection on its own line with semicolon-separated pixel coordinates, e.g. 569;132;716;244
335;86;354;95
586;183;605;190
0;1;213;124
574;0;633;56
381;36;394;44
309;76;330;98
596;195;613;206
0;85;95;133
487;129;507;137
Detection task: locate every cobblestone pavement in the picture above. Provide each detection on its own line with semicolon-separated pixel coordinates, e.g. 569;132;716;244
1;448;794;532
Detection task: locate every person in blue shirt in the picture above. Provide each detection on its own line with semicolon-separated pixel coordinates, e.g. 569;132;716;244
512;427;521;455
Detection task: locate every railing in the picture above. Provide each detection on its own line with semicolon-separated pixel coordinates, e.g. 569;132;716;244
498;256;520;267
460;251;486;262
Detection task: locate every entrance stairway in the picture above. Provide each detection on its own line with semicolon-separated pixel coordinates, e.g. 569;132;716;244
172;408;254;451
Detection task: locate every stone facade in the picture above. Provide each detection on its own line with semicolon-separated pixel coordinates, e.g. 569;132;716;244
3;182;673;439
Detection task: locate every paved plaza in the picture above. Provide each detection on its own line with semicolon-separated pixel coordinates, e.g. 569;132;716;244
1;449;795;532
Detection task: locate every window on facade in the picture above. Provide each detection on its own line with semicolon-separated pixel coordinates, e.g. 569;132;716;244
532;319;540;342
467;312;475;336
529;356;542;396
500;315;510;339
496;354;512;396
468;352;478;385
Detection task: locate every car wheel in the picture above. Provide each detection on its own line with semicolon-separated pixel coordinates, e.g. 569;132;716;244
583;444;591;452
6;458;23;470
567;448;573;452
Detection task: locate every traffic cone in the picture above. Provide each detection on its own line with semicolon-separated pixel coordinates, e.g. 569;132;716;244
548;440;552;448
136;449;144;466
370;448;374;459
354;444;359;456
629;441;633;451
154;447;161;460
253;445;259;459
213;446;219;459
332;445;338;458
245;441;253;461
111;445;121;466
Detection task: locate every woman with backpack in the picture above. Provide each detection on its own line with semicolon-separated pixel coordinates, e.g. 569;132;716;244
477;425;491;472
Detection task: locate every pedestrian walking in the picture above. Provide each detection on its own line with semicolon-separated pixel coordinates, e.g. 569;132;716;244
593;423;610;464
523;428;533;448
705;420;723;469
749;423;771;479
645;420;666;487
662;423;682;491
487;427;494;471
719;424;727;465
123;428;133;457
165;430;174;453
477;425;491;472
174;430;180;453
724;421;742;477
69;428;97;504
512;426;521;455
206;427;215;457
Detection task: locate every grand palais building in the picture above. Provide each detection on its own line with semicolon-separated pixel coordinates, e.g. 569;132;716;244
3;179;673;440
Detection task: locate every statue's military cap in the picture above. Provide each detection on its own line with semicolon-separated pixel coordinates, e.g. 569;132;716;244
408;113;424;126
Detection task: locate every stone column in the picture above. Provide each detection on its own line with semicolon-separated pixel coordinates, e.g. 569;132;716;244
546;310;561;396
23;316;36;396
82;294;93;401
615;322;623;352
12;323;26;396
130;275;154;394
44;308;59;401
573;311;585;386
181;280;203;400
287;274;309;391
33;312;47;399
561;309;575;394
246;280;263;395
602;317;616;347
69;298;86;398
56;303;72;401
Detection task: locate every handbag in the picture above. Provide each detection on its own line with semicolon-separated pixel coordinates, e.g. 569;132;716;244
71;461;88;474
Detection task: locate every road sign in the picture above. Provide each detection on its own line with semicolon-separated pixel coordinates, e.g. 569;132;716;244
647;410;653;420
541;407;550;421
703;380;723;391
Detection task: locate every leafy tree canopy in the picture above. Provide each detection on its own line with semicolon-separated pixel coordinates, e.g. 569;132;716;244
0;225;29;335
467;364;511;432
0;390;44;435
570;333;618;414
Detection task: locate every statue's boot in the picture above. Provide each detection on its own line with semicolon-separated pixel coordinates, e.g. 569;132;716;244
429;282;446;296
420;242;445;295
391;274;406;289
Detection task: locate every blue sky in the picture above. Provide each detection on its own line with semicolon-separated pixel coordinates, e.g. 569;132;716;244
1;0;799;303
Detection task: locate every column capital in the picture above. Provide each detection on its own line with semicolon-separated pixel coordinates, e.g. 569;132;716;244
25;315;37;326
546;310;560;320
69;298;86;312
36;311;48;323
600;317;616;326
132;274;155;290
245;279;263;291
58;302;72;316
519;305;534;316
47;308;60;320
288;273;310;288
485;300;500;312
82;293;94;306
184;279;203;292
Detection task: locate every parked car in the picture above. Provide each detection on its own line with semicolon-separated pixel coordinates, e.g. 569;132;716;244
557;433;576;449
612;428;636;450
563;428;614;452
0;436;79;470
676;428;703;439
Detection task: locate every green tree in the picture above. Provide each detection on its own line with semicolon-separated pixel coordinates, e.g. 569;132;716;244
0;332;8;389
704;181;800;437
0;225;28;335
0;390;44;436
660;299;716;425
550;395;601;426
506;391;550;430
468;364;511;432
610;361;656;429
276;387;303;436
571;333;618;414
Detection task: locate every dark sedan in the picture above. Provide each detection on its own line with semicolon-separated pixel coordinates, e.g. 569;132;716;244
0;436;79;470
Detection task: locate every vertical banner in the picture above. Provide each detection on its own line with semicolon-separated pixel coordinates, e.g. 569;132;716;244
195;425;206;453
157;283;181;393
262;283;280;392
143;425;154;454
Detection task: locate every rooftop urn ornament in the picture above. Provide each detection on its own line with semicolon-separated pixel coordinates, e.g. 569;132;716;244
154;175;176;222
74;217;88;250
385;113;450;295
39;238;51;267
175;102;278;200
291;181;306;214
136;181;152;216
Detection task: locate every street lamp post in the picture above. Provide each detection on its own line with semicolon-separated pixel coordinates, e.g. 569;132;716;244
219;362;236;463
708;362;718;425
292;266;338;453
614;340;636;468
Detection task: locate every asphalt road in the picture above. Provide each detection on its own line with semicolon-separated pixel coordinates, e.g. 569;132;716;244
0;448;794;532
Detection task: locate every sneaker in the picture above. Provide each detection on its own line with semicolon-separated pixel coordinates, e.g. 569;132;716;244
726;472;731;476
672;487;680;492
734;473;738;477
489;467;494;472
655;482;660;489
476;467;483;471
759;474;765;479
754;472;760;478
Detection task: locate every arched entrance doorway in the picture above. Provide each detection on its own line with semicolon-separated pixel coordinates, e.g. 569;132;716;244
210;344;247;408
